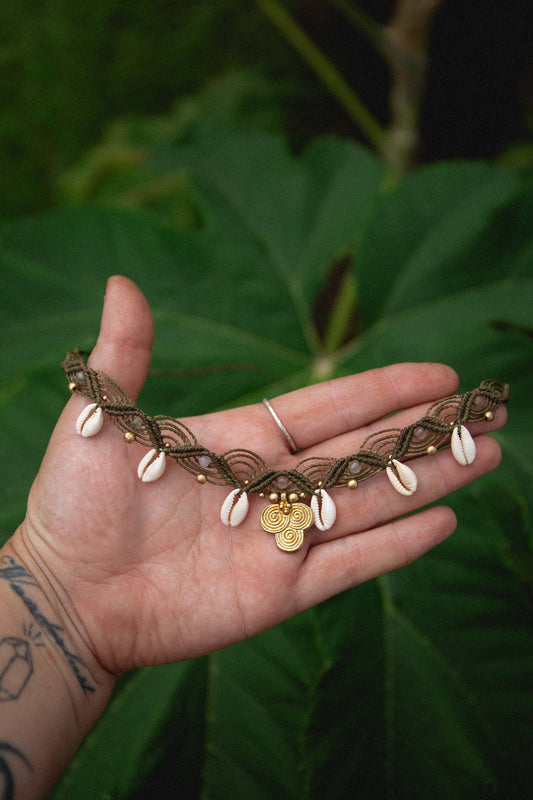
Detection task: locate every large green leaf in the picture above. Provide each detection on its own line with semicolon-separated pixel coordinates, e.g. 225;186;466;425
50;661;207;800
354;161;521;327
1;129;532;799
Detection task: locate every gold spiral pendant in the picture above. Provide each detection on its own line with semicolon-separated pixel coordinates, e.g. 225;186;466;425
275;528;305;552
260;503;289;533
260;495;314;552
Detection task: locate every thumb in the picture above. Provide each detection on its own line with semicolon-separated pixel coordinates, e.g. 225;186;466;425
87;275;155;401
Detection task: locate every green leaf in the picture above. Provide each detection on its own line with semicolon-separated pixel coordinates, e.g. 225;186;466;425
355;160;520;327
50;661;207;800
149;127;384;352
1;129;532;799
383;487;533;799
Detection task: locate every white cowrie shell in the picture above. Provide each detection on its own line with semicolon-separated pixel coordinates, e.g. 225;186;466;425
451;425;476;465
76;403;103;437
386;459;418;496
220;489;249;527
311;489;337;531
137;449;166;482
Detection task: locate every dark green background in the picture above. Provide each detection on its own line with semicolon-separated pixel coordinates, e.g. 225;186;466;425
1;2;532;798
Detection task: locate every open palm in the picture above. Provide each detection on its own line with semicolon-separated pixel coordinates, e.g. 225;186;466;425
18;276;505;675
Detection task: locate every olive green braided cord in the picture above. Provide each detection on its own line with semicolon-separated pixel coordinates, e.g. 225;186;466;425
62;349;509;498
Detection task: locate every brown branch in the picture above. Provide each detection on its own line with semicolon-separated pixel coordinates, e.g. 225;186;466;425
380;0;446;175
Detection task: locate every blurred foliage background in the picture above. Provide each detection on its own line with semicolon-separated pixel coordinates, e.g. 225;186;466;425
1;0;532;215
1;1;533;798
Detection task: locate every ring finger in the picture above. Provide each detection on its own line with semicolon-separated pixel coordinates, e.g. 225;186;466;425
304;433;502;547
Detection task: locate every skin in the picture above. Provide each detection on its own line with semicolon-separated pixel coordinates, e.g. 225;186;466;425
0;275;506;797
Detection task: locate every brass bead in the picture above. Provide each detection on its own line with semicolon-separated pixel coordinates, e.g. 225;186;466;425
288;492;299;503
269;492;279;503
348;479;358;490
484;410;494;421
124;432;135;444
426;445;437;456
68;381;77;393
197;474;207;484
101;394;109;402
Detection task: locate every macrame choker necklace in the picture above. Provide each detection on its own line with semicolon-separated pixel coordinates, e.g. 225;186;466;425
62;350;509;552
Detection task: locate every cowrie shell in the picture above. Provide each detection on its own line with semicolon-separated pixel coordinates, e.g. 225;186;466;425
451;425;476;465
76;403;103;437
311;489;337;531
220;489;249;527
386;459;418;496
137;449;166;482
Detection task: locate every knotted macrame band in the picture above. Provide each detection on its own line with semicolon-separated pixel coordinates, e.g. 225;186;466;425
62;349;509;551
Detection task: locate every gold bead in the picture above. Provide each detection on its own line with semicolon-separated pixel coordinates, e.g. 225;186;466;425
288;492;299;503
426;445;437;456
259;492;265;498
484;410;494;421
68;381;77;393
348;479;358;490
269;492;279;503
197;474;207;484
101;394;109;402
124;432;135;444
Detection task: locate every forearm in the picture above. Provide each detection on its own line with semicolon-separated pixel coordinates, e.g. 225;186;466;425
0;535;115;799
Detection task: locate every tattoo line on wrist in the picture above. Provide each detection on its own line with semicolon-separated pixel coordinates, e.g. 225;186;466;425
0;741;32;800
0;558;95;695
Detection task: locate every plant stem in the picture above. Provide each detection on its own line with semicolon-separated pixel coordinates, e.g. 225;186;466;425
323;266;358;354
256;0;385;149
380;0;445;175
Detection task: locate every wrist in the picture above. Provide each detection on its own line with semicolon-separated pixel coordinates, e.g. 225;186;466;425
2;529;116;702
0;532;115;797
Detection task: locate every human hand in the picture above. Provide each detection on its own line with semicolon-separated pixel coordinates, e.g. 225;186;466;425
13;276;506;677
